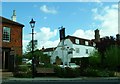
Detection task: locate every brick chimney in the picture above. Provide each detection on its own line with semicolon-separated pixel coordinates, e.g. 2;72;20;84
11;10;16;22
94;29;100;42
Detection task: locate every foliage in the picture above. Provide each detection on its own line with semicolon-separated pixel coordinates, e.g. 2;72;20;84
82;67;114;77
104;45;120;70
38;63;54;68
15;55;22;65
23;50;51;67
89;50;101;67
26;40;38;52
95;36;120;66
40;54;50;64
54;66;80;78
13;65;32;78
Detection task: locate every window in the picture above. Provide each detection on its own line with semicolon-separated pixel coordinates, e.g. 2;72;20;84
85;41;89;45
3;27;10;42
93;42;96;46
86;49;89;54
75;39;79;44
76;48;79;53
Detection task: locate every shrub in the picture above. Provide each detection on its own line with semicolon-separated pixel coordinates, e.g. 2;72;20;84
13;65;32;78
83;67;115;77
54;66;80;78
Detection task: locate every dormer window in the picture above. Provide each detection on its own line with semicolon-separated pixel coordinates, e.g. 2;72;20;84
3;27;11;42
85;41;88;45
75;39;79;44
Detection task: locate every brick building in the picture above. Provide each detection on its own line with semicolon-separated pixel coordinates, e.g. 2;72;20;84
0;15;24;71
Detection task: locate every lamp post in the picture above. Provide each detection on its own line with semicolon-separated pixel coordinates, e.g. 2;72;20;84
29;18;35;78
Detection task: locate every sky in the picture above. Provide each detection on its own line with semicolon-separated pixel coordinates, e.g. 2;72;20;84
1;1;119;53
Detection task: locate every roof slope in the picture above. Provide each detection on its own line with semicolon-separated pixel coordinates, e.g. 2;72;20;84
65;35;94;46
0;16;24;27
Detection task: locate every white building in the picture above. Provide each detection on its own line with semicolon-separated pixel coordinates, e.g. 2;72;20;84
50;35;95;65
41;47;56;56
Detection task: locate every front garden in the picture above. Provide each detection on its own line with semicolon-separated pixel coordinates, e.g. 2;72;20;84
13;44;120;78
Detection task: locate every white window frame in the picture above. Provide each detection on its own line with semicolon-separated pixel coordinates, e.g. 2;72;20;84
3;27;11;42
85;41;89;45
75;39;79;44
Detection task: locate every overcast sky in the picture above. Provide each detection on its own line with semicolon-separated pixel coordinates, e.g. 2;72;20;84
1;1;118;53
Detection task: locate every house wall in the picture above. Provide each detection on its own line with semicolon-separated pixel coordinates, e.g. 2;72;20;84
51;39;95;64
43;51;53;56
73;44;95;58
1;23;23;56
51;39;73;64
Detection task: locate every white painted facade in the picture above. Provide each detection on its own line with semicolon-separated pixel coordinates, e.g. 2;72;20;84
51;36;95;64
43;51;53;56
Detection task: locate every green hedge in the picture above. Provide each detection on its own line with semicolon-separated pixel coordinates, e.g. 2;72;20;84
13;65;32;78
54;66;80;78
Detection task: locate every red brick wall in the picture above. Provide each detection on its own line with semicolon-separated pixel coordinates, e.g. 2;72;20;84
0;23;2;48
2;23;23;56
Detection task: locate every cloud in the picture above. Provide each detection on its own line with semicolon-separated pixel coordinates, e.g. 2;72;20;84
23;27;58;52
72;29;94;40
92;4;118;37
23;40;29;53
72;4;118;40
40;5;57;14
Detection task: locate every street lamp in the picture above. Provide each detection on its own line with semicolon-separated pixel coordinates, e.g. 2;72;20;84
29;18;35;78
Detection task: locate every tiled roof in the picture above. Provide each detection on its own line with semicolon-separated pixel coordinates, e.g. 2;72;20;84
0;16;24;27
65;35;94;46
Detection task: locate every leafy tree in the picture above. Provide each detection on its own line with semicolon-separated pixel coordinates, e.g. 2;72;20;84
95;36;119;66
104;45;120;71
23;50;50;65
26;40;38;52
89;50;101;68
40;54;50;64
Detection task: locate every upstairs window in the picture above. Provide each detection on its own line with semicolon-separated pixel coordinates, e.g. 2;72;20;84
85;41;89;45
3;27;11;42
75;39;79;44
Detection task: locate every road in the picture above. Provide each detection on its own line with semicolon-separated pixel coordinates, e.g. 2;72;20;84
1;77;120;84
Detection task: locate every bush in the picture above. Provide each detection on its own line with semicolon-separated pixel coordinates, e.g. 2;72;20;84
82;67;115;77
54;66;80;78
13;65;32;78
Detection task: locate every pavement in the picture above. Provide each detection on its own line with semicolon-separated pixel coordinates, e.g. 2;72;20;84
1;71;120;84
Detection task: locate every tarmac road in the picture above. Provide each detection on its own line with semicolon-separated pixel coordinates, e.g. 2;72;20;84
1;77;120;84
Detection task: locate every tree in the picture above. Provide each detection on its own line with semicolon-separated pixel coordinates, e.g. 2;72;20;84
26;40;38;52
95;36;116;66
104;45;120;71
89;50;101;68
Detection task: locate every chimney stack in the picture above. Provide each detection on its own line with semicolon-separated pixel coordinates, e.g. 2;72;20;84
94;29;100;42
11;10;16;22
116;34;120;41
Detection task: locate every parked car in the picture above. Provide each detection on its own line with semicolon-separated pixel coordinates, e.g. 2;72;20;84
26;60;32;64
58;63;80;68
22;58;29;63
69;63;80;68
26;60;44;65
